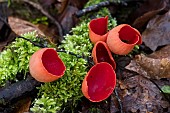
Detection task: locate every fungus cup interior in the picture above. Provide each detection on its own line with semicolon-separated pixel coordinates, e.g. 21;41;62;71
90;17;107;36
87;63;116;101
42;49;65;76
95;42;116;69
119;26;139;44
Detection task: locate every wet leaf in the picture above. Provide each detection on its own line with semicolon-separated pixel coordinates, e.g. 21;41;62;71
8;16;45;36
58;6;78;35
39;0;69;14
12;97;31;113
131;0;169;29
112;70;170;113
126;45;170;79
0;3;17;51
142;10;170;51
69;0;88;9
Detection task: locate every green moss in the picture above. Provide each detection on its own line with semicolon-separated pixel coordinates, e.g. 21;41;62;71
0;32;40;86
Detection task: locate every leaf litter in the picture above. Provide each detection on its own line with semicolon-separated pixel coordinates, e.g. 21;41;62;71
142;10;170;51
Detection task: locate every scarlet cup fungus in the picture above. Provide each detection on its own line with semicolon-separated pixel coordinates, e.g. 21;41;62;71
92;41;116;70
88;16;108;43
106;24;142;55
82;62;116;102
29;48;66;82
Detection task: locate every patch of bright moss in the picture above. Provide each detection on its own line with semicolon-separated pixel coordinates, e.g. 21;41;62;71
0;32;40;86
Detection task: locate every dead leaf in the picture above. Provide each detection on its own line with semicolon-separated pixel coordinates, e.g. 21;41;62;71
131;0;170;29
126;54;170;79
70;0;88;9
149;45;170;59
142;10;170;51
58;6;78;35
39;0;69;14
0;3;17;51
12;97;31;113
112;70;170;113
126;45;170;79
8;16;45;36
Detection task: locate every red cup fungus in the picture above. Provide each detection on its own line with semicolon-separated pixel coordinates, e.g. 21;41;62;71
82;62;116;102
88;16;108;43
29;48;66;82
92;41;116;70
106;24;142;55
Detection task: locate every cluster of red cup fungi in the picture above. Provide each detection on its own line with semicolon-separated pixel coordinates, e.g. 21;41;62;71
82;16;142;102
28;16;142;102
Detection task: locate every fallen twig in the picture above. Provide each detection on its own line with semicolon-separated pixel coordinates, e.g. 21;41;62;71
75;0;145;18
17;36;94;66
0;76;41;106
114;87;124;113
22;0;63;39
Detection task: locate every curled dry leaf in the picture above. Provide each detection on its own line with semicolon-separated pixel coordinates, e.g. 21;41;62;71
8;17;45;36
126;45;170;79
131;0;169;29
58;6;78;35
142;10;170;51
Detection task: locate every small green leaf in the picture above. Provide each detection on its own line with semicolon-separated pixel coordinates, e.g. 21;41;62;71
161;85;170;94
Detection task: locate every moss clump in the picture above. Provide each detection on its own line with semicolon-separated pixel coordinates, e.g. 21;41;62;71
31;0;117;113
0;32;40;86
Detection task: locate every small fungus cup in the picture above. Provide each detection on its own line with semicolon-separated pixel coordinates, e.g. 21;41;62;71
106;24;142;55
82;62;116;102
29;48;66;82
92;41;116;70
88;16;108;43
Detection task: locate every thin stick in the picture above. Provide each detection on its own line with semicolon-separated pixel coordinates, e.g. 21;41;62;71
22;0;63;39
75;0;145;18
17;36;94;66
114;88;124;113
57;49;82;58
17;36;46;48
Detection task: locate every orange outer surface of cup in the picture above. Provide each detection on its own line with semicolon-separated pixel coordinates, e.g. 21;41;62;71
92;41;116;70
82;62;116;102
88;16;108;44
106;24;141;55
29;48;66;82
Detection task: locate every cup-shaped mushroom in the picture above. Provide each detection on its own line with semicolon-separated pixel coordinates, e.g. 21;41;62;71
82;62;116;102
106;24;142;55
92;41;116;70
88;16;108;44
29;48;66;82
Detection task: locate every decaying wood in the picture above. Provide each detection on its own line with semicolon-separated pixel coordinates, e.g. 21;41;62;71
0;75;41;107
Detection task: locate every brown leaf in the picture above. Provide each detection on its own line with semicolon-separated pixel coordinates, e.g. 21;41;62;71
126;54;170;79
8;16;45;36
58;6;78;35
126;45;170;79
39;0;69;14
142;10;170;51
0;3;17;52
131;0;169;29
12;97;31;113
149;45;170;59
114;71;170;113
69;0;88;9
